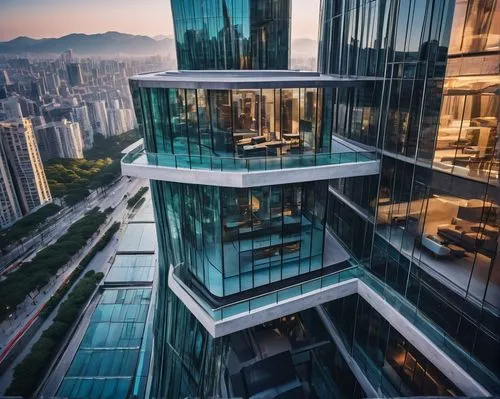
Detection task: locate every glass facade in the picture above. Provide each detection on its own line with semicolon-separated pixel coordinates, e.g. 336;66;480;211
151;291;229;398
136;86;329;159
319;0;500;388
126;0;500;396
323;295;463;397
151;179;328;297
171;0;291;70
433;0;499;182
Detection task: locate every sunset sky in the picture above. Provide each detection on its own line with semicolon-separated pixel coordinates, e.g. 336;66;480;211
0;0;320;41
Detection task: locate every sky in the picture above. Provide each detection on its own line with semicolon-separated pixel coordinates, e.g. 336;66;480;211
0;0;320;41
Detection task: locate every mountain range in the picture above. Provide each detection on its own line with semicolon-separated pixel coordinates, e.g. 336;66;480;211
0;32;175;56
0;32;317;58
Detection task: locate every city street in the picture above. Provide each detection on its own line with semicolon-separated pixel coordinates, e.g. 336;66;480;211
1;175;142;272
0;216;129;395
0;177;146;373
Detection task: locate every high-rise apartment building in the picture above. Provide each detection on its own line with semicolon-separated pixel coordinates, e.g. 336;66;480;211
0;70;12;87
0;139;22;228
72;104;94;149
0;118;51;214
0;97;23;121
107;107;135;136
35;119;84;161
121;0;499;397
87;100;110;138
317;0;499;393
60;49;73;64
44;72;60;96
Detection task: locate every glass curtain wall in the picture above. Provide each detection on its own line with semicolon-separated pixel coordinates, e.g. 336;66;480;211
137;87;328;159
151;180;328;297
171;0;291;70
318;0;454;160
324;294;463;397
433;0;499;182
319;0;500;384
151;291;229;398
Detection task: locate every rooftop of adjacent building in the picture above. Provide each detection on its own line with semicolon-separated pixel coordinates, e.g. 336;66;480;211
40;191;156;399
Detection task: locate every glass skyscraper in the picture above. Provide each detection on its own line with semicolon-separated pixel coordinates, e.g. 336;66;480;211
319;0;499;391
171;0;291;70
123;0;499;397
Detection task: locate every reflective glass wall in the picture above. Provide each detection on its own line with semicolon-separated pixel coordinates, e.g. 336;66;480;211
324;295;463;397
171;0;291;70
151;290;229;398
319;0;500;385
320;0;454;161
433;0;499;182
137;86;328;159
151;180;328;297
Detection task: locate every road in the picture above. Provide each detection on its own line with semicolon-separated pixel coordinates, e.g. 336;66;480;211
0;218;128;395
1;176;140;272
0;178;145;355
0;177;147;394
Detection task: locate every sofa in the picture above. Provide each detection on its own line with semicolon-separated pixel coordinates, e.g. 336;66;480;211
421;234;451;257
437;217;498;254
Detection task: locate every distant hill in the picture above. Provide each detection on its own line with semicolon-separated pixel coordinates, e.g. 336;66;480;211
0;32;175;56
153;35;171;41
0;32;316;59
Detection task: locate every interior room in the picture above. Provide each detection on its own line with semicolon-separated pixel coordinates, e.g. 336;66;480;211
376;158;499;309
377;193;499;309
433;91;499;184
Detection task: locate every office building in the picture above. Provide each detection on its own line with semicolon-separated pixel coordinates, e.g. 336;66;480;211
66;63;84;87
171;0;291;70
120;0;499;398
35;119;84;161
72;105;94;149
0;118;51;214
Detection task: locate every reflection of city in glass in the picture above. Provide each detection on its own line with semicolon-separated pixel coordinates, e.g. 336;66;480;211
171;0;291;70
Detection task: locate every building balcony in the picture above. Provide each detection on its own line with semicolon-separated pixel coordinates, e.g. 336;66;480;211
168;260;361;338
122;145;379;187
127;70;381;186
167;258;495;396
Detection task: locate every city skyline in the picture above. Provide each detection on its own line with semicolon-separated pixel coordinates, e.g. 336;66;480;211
0;0;320;41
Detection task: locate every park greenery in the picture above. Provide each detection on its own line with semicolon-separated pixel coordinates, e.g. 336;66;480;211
127;186;149;209
6;270;104;398
0;208;110;323
85;129;140;160
0;203;61;252
44;129;140;205
40;222;120;318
